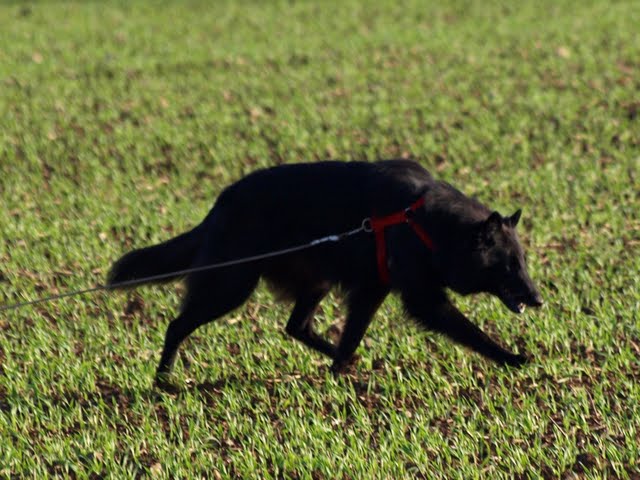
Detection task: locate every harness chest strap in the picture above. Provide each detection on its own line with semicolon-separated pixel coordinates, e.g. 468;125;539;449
368;196;435;284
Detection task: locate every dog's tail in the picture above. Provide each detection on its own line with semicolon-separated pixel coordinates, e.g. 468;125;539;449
106;225;203;289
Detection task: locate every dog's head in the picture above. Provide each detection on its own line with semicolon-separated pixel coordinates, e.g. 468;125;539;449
447;209;543;313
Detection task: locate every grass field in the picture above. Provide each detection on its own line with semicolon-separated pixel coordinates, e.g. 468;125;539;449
1;0;639;477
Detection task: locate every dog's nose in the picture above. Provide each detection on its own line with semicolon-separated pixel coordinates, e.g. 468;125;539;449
529;293;544;307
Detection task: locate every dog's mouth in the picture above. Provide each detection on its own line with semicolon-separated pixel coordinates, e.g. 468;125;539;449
501;294;526;314
498;289;543;314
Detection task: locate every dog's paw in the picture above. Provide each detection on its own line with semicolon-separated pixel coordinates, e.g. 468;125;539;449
502;353;530;368
155;373;186;393
330;354;361;375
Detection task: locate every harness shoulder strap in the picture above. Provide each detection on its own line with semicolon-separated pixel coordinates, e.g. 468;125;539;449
369;197;435;284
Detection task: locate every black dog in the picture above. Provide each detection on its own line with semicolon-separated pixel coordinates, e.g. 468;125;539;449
107;160;543;383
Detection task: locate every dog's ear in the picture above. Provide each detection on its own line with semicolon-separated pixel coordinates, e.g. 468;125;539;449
477;211;502;246
507;209;522;228
486;211;503;231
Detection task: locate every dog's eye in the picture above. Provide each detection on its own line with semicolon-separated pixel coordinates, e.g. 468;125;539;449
485;237;495;248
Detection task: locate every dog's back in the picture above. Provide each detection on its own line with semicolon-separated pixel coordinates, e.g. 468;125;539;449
215;160;434;231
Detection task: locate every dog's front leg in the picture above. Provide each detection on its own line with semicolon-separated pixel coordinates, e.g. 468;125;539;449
403;292;528;367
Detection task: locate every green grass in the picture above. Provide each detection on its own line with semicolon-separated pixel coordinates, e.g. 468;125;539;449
1;0;639;477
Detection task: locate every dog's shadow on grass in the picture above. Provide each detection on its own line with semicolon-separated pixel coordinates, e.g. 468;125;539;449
155;360;441;420
174;370;341;398
193;372;329;397
153;363;386;408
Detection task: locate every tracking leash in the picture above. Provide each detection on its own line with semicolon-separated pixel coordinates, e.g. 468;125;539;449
0;221;370;313
0;197;436;313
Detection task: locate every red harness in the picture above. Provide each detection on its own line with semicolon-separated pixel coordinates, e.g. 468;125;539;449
367;196;435;284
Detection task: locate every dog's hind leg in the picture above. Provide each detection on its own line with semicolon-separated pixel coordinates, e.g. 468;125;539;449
156;266;259;384
330;286;388;373
285;288;335;358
